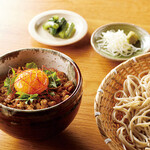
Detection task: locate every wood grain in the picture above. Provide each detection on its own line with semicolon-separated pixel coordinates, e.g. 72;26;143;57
0;0;150;149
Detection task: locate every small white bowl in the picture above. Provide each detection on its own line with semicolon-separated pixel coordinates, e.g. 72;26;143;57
28;10;88;46
91;23;150;61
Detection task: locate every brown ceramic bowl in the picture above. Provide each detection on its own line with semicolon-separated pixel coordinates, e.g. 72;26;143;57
0;48;83;140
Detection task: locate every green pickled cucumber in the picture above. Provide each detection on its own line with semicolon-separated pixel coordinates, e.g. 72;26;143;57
43;15;76;39
65;23;76;38
58;23;69;39
43;22;59;30
52;15;59;21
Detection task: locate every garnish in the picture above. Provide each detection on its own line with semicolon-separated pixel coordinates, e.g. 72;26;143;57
49;91;55;96
49;72;61;88
44;70;61;88
43;69;53;76
16;92;38;104
4;68;16;94
25;62;37;69
12;68;16;76
96;29;140;57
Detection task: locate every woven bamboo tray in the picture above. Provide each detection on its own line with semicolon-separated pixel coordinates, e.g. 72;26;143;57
94;52;150;150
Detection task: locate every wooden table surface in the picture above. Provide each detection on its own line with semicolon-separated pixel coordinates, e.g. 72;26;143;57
0;0;150;149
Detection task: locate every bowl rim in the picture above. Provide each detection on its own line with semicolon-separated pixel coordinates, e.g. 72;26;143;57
0;48;83;112
91;22;150;61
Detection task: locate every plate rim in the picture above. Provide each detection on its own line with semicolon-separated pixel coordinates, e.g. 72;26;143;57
28;9;88;46
91;22;150;61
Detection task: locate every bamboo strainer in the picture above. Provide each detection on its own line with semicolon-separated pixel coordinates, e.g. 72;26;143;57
94;52;150;150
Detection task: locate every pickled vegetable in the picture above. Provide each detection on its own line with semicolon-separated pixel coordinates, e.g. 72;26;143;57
43;15;76;39
65;23;76;38
96;30;141;57
127;31;139;45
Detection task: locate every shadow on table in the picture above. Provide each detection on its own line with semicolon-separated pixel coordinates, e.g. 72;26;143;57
67;32;91;48
26;130;90;150
31;31;91;51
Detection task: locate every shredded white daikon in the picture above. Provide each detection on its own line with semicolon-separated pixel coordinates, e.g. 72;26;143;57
96;30;140;57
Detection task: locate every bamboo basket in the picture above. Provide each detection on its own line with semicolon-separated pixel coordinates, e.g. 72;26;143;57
94;52;150;150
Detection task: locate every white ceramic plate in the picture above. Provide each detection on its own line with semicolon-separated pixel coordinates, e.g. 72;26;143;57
28;10;88;46
91;23;150;61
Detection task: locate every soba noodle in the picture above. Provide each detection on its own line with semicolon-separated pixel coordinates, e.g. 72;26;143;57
112;70;150;150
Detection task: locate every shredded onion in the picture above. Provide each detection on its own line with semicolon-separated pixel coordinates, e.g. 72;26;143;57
96;30;141;57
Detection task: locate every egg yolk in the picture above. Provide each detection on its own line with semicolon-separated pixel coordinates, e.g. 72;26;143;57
14;69;49;94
